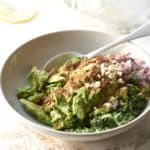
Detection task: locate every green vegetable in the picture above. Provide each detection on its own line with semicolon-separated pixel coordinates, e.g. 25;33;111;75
72;87;101;120
17;67;49;102
119;87;128;101
46;81;65;93
20;99;51;126
91;105;112;116
50;109;62;123
48;74;65;83
27;93;44;103
50;106;75;129
88;89;101;106
140;87;150;98
65;57;80;65
72;87;89;120
28;66;49;90
128;75;140;85
128;85;139;97
55;101;72;117
90;113;118;130
17;86;35;99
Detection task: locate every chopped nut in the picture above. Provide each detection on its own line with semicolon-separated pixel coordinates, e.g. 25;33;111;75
100;63;105;76
93;81;101;88
103;102;112;109
118;78;124;84
97;74;101;78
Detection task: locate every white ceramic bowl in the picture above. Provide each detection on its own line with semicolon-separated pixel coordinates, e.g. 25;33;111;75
1;30;150;141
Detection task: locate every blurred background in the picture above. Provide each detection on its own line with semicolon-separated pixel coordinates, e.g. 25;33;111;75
1;0;150;33
65;0;150;33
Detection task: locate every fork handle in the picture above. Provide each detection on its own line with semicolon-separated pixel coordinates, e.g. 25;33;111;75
86;21;150;58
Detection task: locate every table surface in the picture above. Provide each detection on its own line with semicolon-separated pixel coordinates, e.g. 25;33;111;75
0;0;150;149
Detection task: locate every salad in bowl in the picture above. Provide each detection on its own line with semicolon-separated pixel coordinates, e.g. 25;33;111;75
17;53;150;133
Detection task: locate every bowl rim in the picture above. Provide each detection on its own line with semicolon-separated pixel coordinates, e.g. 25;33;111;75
0;29;150;137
